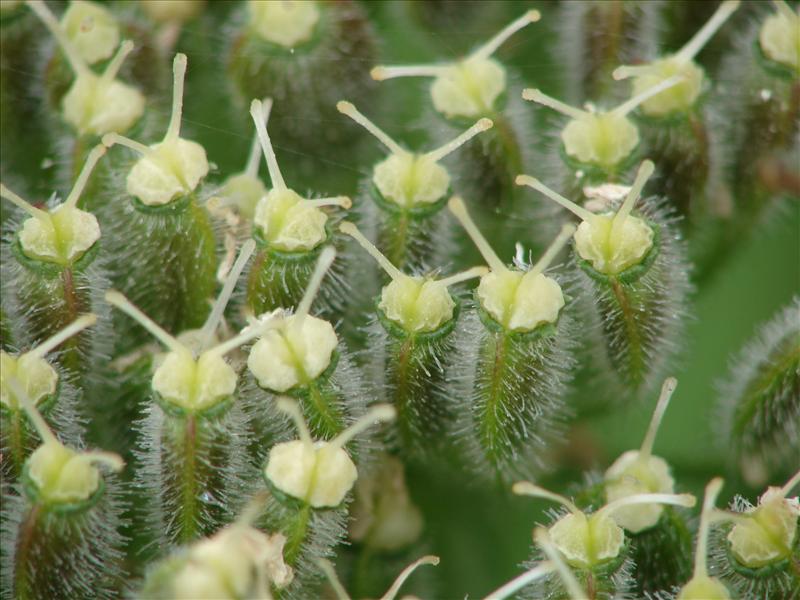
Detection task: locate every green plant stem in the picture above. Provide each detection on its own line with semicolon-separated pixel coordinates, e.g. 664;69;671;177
13;503;41;600
179;415;198;544
610;279;645;387
479;331;509;457
284;504;311;566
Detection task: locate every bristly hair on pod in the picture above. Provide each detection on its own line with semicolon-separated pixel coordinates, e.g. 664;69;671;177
716;297;800;486
445;197;578;481
517;162;692;402
0;377;128;600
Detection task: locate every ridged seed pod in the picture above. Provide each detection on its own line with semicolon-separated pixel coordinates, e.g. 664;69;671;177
447;197;576;480
340;222;485;459
518;161;691;400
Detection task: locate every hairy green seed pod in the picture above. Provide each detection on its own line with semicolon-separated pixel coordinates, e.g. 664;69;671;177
0;381;127;600
557;0;660;104
612;1;740;229
0;148;113;392
226;0;377;162
242;247;369;450
518;162;691;400
102;53;217;345
447;198;577;480
514;481;696;600
257;399;394;597
711;472;800;599
134;402;254;548
340;221;486;458
717;297;800;484
106;268;270;547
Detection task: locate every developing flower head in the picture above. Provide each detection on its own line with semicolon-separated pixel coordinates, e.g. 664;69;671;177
604;377;679;533
61;0;119;65
448;196;572;332
613;1;740;117
248;99;350;251
162;497;293;599
760;1;800;73
0;314;96;411
676;478;732;600
513;481;695;571
247;247;339;392
7;377;123;505
103;54;208;206
265;398;395;508
371;10;540;119
27;0;144;136
517;160;656;276
1;145;107;265
337;101;492;209
318;553;439;600
105;241;273;412
726;469;800;568
248;0;320;48
340;222;487;333
522;79;681;170
349;454;424;552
